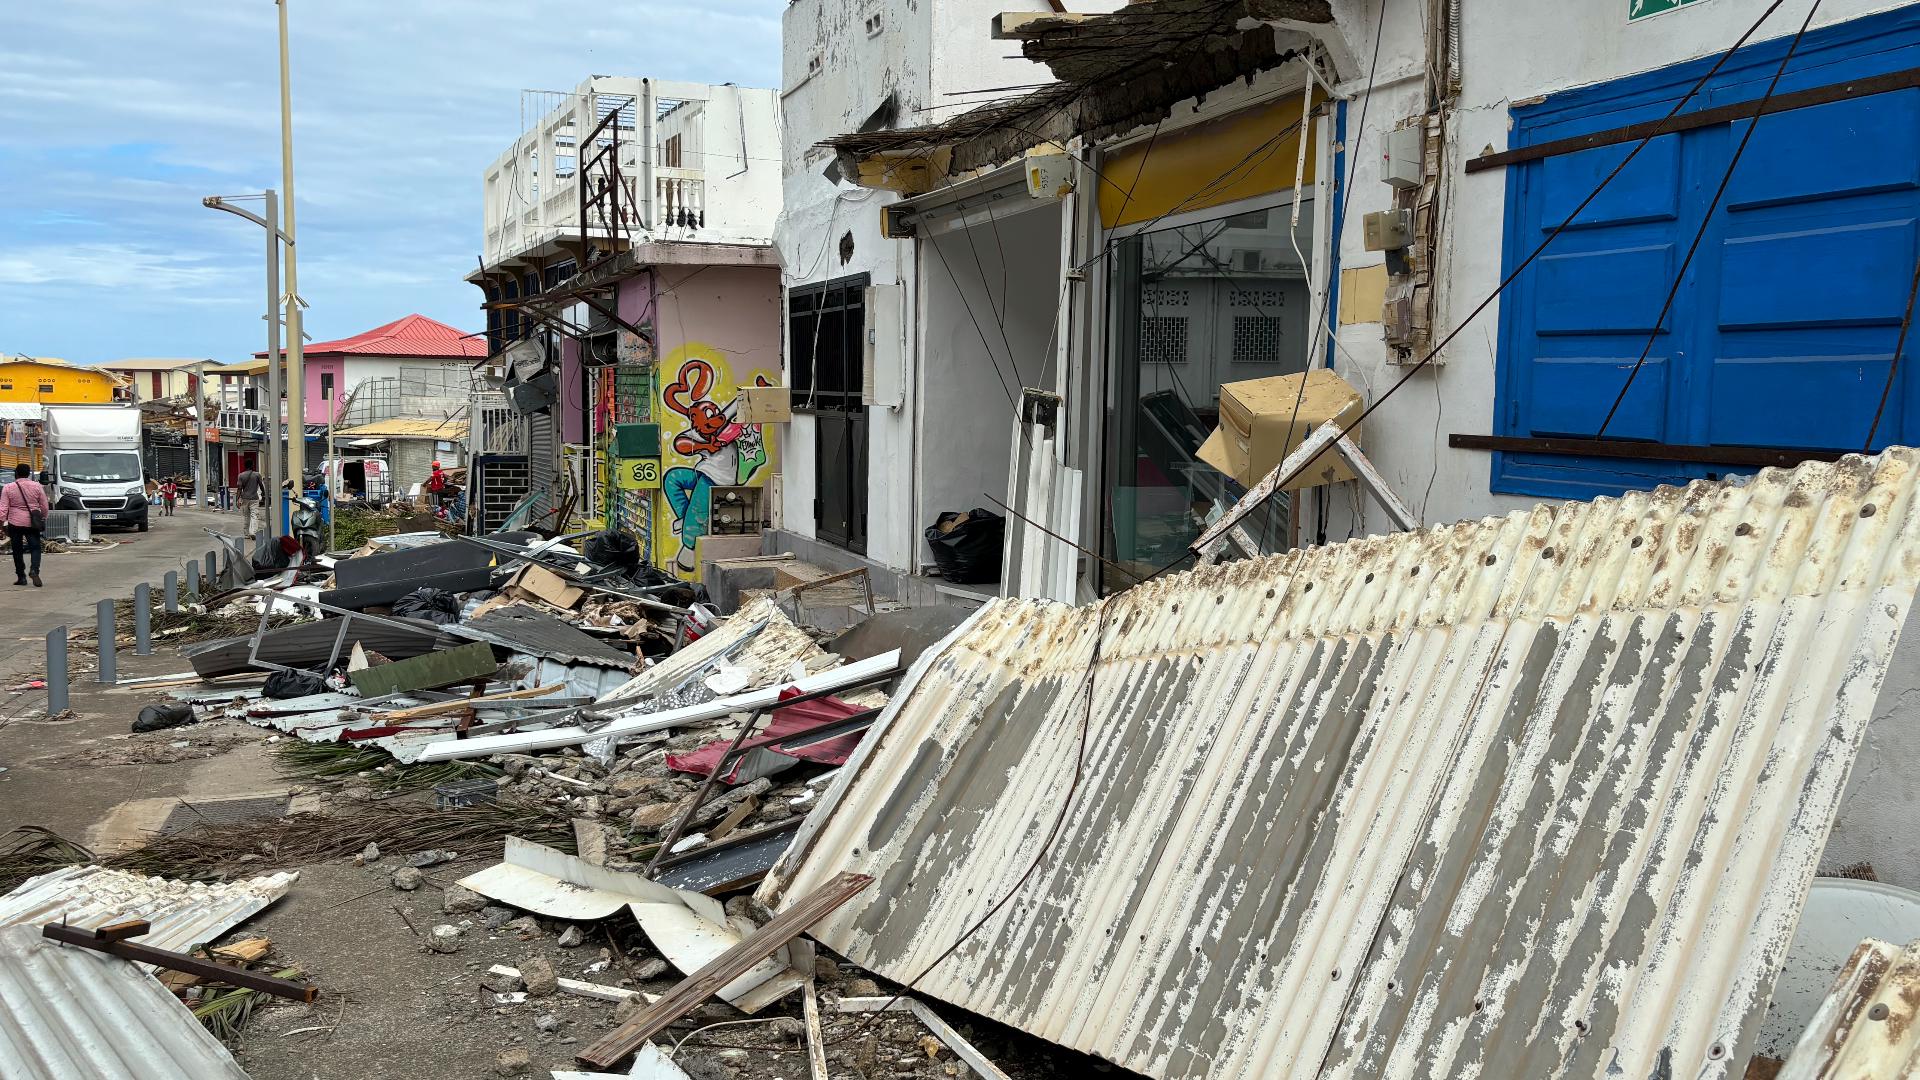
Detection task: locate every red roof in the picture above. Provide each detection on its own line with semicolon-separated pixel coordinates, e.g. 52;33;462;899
256;314;486;360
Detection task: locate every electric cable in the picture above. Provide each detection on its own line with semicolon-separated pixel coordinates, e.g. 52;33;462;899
1865;247;1920;452
1145;0;1799;584
1595;0;1825;438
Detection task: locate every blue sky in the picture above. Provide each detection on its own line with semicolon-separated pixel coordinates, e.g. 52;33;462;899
0;1;781;365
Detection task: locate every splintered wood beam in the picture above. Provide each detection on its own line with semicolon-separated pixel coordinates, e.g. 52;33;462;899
574;872;873;1071
42;921;318;1002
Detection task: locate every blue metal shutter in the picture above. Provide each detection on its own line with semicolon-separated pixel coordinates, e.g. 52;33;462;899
1493;6;1920;499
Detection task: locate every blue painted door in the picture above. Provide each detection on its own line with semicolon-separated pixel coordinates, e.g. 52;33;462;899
1494;6;1920;499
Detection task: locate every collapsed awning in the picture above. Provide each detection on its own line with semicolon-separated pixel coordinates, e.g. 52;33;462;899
824;0;1334;188
763;449;1920;1079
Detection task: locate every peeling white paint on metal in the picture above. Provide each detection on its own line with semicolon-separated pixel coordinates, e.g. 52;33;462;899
0;865;296;959
598;598;820;707
1779;937;1920;1078
0;924;253;1079
762;451;1920;1080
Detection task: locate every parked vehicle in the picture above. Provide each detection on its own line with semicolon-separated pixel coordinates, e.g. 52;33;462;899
44;405;148;532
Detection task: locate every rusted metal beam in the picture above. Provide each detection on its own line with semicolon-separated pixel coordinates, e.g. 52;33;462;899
1466;66;1920;174
42;920;320;1002
1448;433;1848;468
574;872;874;1071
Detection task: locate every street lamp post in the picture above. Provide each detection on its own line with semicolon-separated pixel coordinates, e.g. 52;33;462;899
277;0;305;496
202;191;292;540
189;360;210;509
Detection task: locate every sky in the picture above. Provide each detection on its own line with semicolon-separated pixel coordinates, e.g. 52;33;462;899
0;1;781;366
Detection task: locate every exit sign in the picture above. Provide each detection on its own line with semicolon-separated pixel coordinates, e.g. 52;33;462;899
1631;0;1710;20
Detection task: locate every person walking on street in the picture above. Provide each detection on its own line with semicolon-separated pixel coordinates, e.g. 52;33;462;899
236;464;266;539
1;462;50;587
160;479;178;517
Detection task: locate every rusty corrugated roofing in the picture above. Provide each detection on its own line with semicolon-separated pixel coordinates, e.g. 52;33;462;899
764;450;1920;1080
1779;937;1920;1078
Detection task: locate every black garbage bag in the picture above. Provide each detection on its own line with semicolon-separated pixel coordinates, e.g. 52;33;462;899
132;703;196;733
584;529;640;572
263;669;329;699
923;508;1006;585
393;587;460;625
251;532;291;573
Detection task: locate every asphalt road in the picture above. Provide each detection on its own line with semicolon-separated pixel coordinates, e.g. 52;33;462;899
0;500;248;664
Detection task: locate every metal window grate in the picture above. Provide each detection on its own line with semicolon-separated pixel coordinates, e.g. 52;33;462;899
1140;315;1188;364
1232;315;1285;364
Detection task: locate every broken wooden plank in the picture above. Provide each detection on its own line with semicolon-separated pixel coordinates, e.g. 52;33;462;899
834;995;1012;1080
210;937;272;964
795;939;829;1080
348;640;497;698
575;872;873;1070
42;921;317;1002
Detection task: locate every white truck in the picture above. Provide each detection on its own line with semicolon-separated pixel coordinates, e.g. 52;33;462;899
44;405;149;532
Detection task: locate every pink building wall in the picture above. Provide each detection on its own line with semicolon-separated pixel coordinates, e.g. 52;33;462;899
304;357;346;424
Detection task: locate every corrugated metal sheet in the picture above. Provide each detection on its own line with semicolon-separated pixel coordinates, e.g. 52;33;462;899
599;597;825;707
0;925;254;1079
764;451;1920;1080
1778;937;1920;1078
332;417;469;440
450;605;638;668
0;866;297;956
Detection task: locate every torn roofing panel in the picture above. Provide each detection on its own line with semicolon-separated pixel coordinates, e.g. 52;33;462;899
0;925;254;1080
764;450;1920;1080
448;605;639;668
1779;937;1920;1078
597;597;824;707
0;866;297;956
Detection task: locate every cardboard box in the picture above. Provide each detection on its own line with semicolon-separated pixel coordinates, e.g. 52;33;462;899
505;564;584;611
1197;370;1364;490
739;385;792;424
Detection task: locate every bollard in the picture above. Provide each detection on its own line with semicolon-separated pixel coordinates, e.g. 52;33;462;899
96;599;115;685
164;570;178;613
206;550;217;585
45;627;67;715
133;583;152;656
185;560;200;598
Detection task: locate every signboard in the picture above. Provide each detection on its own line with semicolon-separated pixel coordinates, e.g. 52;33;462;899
615;456;662;490
1630;0;1709;21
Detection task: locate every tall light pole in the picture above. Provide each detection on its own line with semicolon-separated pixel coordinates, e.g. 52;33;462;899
277;0;306;505
189;360;210;509
203;192;289;540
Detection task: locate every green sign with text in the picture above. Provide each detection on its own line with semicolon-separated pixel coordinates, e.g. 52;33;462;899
1631;0;1709;20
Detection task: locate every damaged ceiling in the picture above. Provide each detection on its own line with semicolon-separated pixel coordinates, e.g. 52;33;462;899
763;451;1920;1079
827;0;1333;179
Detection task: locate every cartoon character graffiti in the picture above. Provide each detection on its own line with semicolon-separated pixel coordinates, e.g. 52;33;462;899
661;356;770;574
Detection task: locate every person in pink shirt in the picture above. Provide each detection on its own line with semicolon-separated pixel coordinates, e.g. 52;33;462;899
1;462;50;587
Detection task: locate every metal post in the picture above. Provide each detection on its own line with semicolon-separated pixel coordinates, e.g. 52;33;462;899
206;550;217;584
163;570;178;613
277;0;306;492
263;188;283;541
133;583;152;656
191;360;210;508
45;628;67;715
96;599;115;685
186;559;200;597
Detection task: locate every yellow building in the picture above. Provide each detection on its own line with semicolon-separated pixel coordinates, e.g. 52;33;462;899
0;358;122;404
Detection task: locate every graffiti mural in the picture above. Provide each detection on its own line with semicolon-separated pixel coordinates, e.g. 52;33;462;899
655;344;775;576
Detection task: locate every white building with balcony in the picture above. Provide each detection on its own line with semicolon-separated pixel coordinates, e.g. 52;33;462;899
468;76;784;553
480;78;781;272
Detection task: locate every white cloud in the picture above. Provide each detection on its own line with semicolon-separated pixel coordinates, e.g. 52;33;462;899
0;0;782;362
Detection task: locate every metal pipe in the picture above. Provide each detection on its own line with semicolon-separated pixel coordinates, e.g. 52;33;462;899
277;0;305;492
96;599;115;684
191;360;210;508
45;627;67;715
264;189;283;540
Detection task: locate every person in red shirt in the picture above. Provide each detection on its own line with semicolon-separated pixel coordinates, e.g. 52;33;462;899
0;462;51;587
160;479;179;517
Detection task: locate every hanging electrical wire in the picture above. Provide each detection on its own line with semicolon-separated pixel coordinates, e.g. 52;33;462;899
1594;0;1827;439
